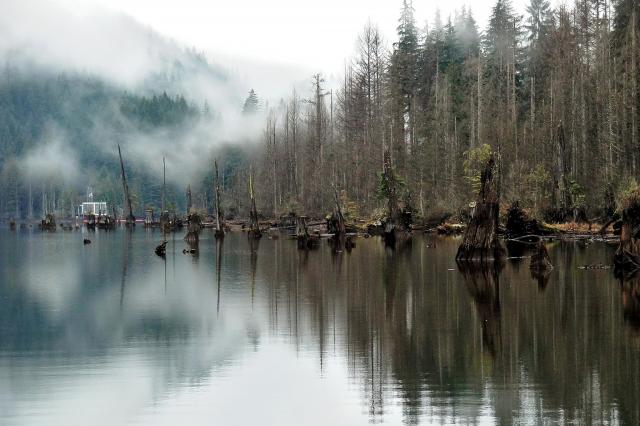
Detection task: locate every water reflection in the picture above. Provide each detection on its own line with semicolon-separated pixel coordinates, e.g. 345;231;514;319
0;230;637;424
458;261;502;359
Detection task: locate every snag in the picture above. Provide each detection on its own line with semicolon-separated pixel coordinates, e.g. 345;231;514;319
614;188;640;273
456;156;505;261
247;166;262;239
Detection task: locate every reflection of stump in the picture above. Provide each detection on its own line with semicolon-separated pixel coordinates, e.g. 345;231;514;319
620;272;640;330
531;268;552;290
458;261;503;358
456;157;505;261
530;241;553;271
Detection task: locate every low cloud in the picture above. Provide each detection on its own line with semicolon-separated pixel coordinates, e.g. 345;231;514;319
20;125;81;184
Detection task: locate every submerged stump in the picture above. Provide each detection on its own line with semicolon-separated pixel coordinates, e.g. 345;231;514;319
456;157;505;262
40;213;57;232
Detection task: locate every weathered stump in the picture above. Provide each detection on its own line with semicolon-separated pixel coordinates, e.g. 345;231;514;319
614;190;640;273
40;213;57;232
327;211;346;252
296;216;318;250
505;201;552;239
155;241;167;257
456;157;505;262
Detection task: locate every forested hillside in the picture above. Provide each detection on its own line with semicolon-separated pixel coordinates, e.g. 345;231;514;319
249;0;640;223
0;67;223;219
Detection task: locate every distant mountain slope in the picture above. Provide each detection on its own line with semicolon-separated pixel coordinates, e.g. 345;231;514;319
0;1;261;219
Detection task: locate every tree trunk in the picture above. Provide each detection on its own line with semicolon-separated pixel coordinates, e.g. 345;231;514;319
456;156;505;261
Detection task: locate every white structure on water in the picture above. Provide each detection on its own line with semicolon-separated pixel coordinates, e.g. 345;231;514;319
80;202;109;216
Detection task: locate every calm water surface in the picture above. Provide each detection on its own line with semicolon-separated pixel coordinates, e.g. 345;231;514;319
0;228;638;425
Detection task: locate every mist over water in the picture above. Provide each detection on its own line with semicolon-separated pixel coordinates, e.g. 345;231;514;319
0;230;637;425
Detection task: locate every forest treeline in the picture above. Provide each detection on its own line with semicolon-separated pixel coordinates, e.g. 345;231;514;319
1;0;639;223
0;70;209;218
249;0;640;223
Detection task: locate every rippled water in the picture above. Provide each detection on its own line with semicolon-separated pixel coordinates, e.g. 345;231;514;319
0;228;638;425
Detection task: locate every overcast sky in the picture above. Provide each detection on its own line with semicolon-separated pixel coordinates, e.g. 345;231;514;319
53;0;560;77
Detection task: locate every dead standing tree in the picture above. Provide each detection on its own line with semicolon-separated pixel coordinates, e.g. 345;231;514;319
214;159;224;239
248;165;262;239
456;156;505;261
117;144;135;226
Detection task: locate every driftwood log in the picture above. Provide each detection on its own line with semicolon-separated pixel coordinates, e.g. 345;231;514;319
456;156;505;261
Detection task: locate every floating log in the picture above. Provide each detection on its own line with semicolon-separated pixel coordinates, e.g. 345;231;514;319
456;156;505;261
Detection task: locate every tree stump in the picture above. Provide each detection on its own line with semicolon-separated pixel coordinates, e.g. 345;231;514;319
614;190;640;273
456;157;505;261
505;201;551;239
296;216;318;250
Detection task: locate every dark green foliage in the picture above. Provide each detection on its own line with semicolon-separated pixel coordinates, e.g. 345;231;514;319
0;68;205;219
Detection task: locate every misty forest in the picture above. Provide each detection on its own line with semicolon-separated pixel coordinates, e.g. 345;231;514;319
1;0;638;227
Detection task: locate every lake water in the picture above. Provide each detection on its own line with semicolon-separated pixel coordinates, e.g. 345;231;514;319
0;228;638;425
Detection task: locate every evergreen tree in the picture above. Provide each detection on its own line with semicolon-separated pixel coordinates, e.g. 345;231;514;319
242;89;260;115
